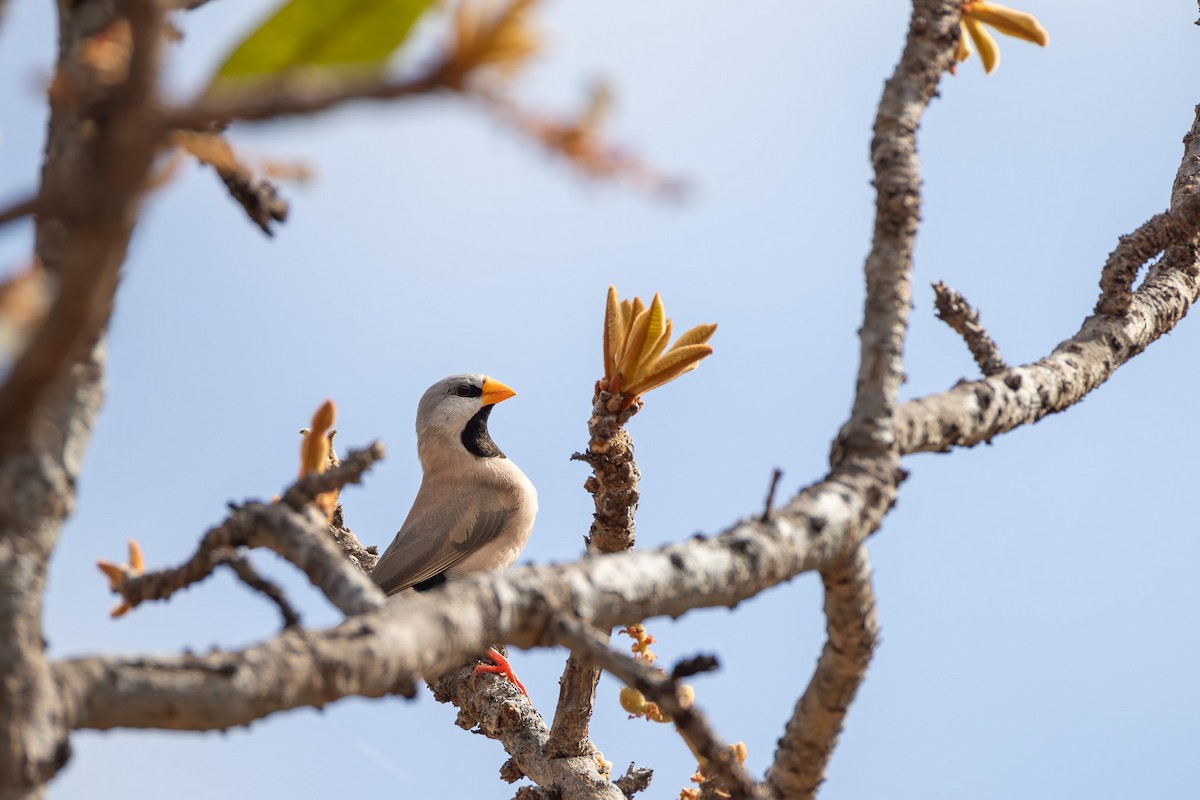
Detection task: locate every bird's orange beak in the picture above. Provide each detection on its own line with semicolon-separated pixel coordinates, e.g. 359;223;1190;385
481;376;517;406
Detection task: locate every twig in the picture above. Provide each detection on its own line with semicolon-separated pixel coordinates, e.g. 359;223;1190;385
0;193;41;228
614;764;654;798
213;548;301;628
429;663;627;800
760;468;782;522
550;616;764;800
163;67;450;131
1095;191;1200;316
766;546;879;799
112;450;386;618
282;442;385;510
932;281;1009;376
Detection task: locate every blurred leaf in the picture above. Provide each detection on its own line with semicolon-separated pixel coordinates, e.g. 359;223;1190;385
208;0;435;89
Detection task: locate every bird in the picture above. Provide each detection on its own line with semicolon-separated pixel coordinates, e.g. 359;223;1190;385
370;373;537;696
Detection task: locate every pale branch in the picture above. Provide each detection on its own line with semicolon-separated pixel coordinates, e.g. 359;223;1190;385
112;501;384;618
548;390;642;758
932;281;1008;376
549;616;763;800
430;664;626;800
1095;191;1200;316
839;0;961;458
766;546;879;799
54;460;893;731
896;105;1200;455
213;549;301;629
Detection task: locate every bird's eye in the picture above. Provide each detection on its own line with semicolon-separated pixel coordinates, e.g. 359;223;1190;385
455;384;475;398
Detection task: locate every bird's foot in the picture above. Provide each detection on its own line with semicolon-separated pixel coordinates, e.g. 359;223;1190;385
472;647;528;698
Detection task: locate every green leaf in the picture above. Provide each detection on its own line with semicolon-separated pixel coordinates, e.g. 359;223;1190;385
208;0;435;89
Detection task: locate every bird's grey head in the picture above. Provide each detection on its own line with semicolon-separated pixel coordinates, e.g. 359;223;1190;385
415;373;516;460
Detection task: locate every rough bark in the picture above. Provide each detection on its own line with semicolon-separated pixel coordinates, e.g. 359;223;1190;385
0;0;165;795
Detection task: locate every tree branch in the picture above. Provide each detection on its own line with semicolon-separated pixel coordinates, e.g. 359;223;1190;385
548;392;642;759
430;664;625;800
54;458;892;731
838;0;961;458
932;281;1009;376
111;469;386;618
1095;192;1200;316
766;546;878;799
550;616;763;800
896;104;1200;455
214;549;301;629
0;0;169;792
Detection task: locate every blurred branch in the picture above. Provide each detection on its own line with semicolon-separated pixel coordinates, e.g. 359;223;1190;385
766;546;879;799
932;281;1008;376
164;64;451;130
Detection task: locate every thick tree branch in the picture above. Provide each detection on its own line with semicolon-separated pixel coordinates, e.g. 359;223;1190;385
53;452;893;729
933;281;1009;376
550;616;763;800
839;0;960;457
0;0;168;794
766;546;878;799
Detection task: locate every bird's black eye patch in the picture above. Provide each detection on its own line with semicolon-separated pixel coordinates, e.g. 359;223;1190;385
454;383;482;398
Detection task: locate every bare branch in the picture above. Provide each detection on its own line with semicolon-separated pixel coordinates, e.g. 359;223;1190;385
214;549;301;629
760;468;783;522
550;616;763;800
897;105;1200;455
0;193;41;229
932;281;1009;376
548;391;641;758
838;0;961;458
1095;192;1200;316
112;502;384;617
430;663;625;800
766;546;879;799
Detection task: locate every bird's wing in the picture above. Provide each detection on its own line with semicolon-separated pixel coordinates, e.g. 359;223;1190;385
371;488;516;596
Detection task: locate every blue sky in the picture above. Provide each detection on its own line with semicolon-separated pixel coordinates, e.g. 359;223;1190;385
2;2;1198;798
